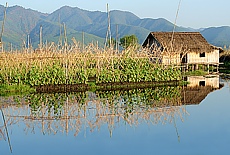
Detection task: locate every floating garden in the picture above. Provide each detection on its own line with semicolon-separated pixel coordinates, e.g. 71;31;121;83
0;42;182;95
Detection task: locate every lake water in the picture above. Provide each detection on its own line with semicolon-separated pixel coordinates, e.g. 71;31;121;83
0;76;230;155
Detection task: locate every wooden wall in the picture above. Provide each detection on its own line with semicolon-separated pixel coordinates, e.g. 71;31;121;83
162;54;180;65
187;50;219;64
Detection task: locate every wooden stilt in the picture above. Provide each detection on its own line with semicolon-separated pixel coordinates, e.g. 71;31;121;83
195;64;199;70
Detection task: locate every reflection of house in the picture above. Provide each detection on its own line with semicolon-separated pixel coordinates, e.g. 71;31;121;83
142;32;222;68
182;76;222;105
182;85;214;105
186;75;220;88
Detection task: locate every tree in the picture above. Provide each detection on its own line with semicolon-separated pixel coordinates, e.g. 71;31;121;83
119;35;139;49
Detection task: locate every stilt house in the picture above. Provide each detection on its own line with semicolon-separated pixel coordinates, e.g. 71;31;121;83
142;32;222;69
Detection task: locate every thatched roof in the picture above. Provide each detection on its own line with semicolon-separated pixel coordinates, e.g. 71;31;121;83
143;32;220;53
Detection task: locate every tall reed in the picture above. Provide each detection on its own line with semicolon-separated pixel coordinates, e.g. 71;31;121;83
0;41;182;86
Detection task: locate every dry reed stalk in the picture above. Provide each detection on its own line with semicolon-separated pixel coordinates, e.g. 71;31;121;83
0;41;181;86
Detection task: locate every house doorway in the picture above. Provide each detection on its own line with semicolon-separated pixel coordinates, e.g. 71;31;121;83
181;54;187;63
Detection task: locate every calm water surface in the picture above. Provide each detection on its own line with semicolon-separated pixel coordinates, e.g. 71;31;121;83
0;77;230;155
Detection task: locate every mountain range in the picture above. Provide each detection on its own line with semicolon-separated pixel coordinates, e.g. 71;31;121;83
1;5;230;49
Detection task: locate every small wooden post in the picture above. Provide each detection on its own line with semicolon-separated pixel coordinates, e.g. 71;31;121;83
82;31;84;51
39;25;43;49
27;34;30;49
195;64;199;70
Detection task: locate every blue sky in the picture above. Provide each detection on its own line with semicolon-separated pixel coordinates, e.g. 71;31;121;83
1;0;230;29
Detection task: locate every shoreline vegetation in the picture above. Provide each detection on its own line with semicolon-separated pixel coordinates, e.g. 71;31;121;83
0;41;183;96
220;50;230;74
1;40;228;96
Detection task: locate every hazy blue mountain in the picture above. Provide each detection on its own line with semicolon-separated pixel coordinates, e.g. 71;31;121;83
201;26;230;48
0;4;230;49
29;19;104;47
46;6;93;29
131;18;189;32
0;5;46;48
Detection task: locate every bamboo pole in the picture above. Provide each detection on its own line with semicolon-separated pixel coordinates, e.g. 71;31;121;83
0;2;7;46
39;25;43;49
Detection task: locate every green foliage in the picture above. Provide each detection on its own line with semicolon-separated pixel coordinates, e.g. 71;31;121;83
185;70;208;76
95;58;181;84
119;34;139;49
0;56;182;87
0;84;36;96
223;61;230;68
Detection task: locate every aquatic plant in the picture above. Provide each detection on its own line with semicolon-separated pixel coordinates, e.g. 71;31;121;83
0;84;36;96
0;42;182;87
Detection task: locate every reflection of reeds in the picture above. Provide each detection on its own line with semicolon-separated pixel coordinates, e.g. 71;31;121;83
2;103;186;137
0;86;188;137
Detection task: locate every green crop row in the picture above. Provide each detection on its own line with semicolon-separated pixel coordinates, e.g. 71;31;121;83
0;45;182;87
0;59;182;86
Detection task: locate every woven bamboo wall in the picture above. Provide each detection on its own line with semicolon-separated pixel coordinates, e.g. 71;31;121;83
187;50;219;64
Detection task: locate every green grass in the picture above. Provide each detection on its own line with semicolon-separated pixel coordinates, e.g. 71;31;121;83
0;84;36;96
219;61;230;74
184;70;208;76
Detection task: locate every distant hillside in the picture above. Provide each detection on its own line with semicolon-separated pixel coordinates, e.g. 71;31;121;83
0;5;105;48
0;5;46;48
0;5;230;49
201;26;230;48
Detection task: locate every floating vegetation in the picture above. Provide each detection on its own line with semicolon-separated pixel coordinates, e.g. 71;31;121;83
0;42;182;92
0;84;36;96
184;70;208;76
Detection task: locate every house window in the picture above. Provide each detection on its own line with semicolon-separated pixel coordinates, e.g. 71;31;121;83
200;52;205;57
199;81;205;86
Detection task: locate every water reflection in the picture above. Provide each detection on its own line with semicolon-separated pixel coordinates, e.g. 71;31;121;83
0;76;223;142
186;75;220;88
183;75;222;104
